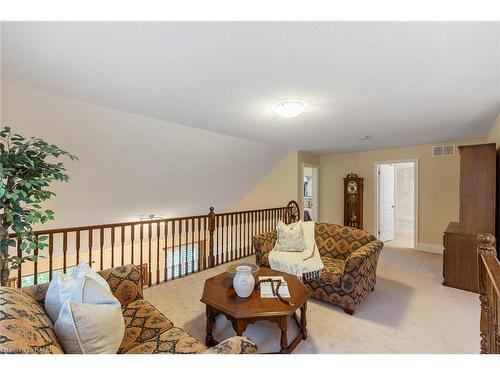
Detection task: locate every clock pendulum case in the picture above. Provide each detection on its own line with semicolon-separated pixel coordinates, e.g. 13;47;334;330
343;173;364;229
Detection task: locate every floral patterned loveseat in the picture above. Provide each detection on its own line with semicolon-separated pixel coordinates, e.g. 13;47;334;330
253;223;383;314
0;264;257;354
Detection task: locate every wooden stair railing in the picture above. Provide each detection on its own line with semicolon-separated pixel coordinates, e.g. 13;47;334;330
478;233;500;354
7;201;299;289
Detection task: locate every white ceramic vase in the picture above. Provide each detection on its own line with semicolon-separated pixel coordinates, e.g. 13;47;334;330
233;265;255;298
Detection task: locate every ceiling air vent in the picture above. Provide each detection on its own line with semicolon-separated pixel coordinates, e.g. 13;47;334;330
432;144;455;157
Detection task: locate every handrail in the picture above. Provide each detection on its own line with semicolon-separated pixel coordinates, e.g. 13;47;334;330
6;201;299;290
8;204;290;236
477;233;500;354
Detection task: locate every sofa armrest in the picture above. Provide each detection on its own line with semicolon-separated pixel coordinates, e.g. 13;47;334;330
203;336;258;354
99;264;143;307
343;240;383;279
252;231;277;268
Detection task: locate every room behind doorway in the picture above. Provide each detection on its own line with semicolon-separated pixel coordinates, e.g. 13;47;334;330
376;160;417;249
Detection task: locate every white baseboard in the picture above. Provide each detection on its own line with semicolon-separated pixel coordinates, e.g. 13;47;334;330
417;242;443;254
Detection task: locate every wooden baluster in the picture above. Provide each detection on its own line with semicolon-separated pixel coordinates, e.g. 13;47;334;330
225;214;229;263
171;220;175;279
239;213;242;259
208;207;216;268
250;211;255;255
191;218;195;273
131;225;135;265
229;214;234;261
156;221;160;284
178;220;183;277
110;227;115;268
164;220;169;282
121;226;125;266
478;233;496;354
76;230;80;265
492;288;499;353
88;230;93;267
34;234;39;285
148;222;152;287
63;231;68;273
235;213;239;259
247;212;250;256
48;233;54;281
197;217;201;272
243;212;247;257
140;224;144;278
99;227;104;271
184;219;188;275
215;216;220;266
203;216;207;270
16;238;22;288
248;212;254;255
221;215;225;264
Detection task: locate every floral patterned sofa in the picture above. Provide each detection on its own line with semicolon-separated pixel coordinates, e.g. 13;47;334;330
253;223;383;314
0;264;257;354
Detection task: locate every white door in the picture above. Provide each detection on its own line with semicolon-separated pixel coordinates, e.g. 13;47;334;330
379;164;395;242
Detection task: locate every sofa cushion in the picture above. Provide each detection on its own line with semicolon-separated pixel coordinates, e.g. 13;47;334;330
320;257;345;287
118;299;174;353
22;283;49;306
203;336;258;354
123;327;206;354
0;287;64;354
100;265;143;307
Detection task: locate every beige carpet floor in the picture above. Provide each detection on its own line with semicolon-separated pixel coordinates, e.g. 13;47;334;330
144;245;479;353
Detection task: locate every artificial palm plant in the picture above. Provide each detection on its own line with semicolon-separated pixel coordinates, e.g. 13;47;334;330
0;126;76;286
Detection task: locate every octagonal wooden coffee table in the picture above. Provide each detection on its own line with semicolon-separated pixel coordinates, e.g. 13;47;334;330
200;267;311;354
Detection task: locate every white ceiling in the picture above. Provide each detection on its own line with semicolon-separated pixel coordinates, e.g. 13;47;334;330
2;22;499;154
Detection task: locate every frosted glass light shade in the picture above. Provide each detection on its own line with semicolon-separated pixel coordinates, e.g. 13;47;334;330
273;100;306;118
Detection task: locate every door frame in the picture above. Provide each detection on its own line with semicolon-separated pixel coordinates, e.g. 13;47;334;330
302;163;319;221
374;159;418;249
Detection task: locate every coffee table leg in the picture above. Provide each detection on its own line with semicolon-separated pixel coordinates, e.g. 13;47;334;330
279;316;288;354
300;302;308;340
205;305;215;347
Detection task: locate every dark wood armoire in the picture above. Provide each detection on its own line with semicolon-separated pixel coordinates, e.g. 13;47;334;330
442;143;496;293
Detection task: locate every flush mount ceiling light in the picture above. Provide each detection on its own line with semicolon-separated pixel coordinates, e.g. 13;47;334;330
359;136;371;141
273;100;306;118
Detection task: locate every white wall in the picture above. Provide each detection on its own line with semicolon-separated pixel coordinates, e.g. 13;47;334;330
394;162;415;235
1;83;288;228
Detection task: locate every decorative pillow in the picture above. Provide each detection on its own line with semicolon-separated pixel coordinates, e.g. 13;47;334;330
275;220;306;252
45;262;111;323
54;278;125;354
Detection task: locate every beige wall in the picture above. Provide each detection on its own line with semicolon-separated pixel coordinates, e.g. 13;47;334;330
232;150;319;213
232;151;299;211
487;113;500;146
319;138;486;252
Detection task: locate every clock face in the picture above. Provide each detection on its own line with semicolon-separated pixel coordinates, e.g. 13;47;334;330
347;181;358;194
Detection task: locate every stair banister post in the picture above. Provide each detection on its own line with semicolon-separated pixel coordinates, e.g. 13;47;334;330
477;233;496;354
208;207;216;268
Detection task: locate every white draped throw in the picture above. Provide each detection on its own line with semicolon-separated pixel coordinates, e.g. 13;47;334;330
268;221;324;280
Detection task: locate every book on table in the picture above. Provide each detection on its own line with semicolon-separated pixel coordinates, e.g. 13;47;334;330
259;276;291;299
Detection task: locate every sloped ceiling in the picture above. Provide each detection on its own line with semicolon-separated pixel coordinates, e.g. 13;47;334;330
1;84;288;227
2;22;499;154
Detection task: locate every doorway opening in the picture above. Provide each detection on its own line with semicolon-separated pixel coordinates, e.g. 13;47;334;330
303;165;319;221
376;160;417;249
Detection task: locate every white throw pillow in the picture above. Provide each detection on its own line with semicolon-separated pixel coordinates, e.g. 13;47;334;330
54;278;124;354
70;262;111;292
45;262;111;323
275;220;306;252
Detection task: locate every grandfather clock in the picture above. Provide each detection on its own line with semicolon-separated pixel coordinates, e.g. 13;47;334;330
344;173;364;229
